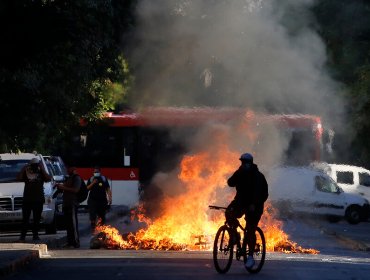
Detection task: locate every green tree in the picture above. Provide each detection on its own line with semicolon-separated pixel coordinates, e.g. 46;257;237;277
0;0;136;153
312;0;370;166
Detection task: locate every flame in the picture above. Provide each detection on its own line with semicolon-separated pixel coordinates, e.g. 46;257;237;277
95;140;318;254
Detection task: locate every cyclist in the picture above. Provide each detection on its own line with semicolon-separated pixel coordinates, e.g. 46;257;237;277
226;153;268;269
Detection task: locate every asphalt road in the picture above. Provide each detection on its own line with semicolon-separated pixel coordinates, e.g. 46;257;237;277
2;210;370;279
4;250;370;280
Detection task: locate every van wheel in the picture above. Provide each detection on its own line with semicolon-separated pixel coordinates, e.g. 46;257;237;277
345;205;361;224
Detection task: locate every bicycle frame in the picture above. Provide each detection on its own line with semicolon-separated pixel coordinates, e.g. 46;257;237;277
209;205;266;274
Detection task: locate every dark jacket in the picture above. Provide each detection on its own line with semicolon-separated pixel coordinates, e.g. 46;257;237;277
87;175;110;204
227;163;268;207
63;174;81;206
18;164;51;203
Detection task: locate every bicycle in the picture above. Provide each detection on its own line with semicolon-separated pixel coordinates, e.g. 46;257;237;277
209;205;266;274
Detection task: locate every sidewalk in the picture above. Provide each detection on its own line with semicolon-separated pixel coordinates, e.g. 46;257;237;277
0;205;129;277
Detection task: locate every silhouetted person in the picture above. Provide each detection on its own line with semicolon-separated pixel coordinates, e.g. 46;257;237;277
56;167;81;248
226;153;268;269
87;167;112;234
17;157;51;241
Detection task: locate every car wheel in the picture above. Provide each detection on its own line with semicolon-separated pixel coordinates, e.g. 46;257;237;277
345;205;361;224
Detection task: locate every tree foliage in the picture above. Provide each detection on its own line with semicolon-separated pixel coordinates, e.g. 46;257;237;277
312;0;370;166
0;0;136;153
1;0;370;167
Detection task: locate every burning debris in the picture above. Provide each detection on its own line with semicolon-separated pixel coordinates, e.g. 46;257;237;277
91;143;319;254
91;205;318;254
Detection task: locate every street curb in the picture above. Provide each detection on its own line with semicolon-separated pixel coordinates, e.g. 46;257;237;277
0;243;48;256
0;243;48;277
0;205;131;277
317;227;370;252
327;231;370;252
299;217;370;252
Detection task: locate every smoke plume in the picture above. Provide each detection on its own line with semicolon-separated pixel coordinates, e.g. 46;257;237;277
126;0;346;213
128;0;343;119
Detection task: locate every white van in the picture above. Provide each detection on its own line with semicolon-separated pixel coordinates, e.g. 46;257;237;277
0;153;57;233
267;166;370;224
314;163;370;204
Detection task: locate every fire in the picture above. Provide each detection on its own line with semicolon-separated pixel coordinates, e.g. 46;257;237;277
95;141;319;254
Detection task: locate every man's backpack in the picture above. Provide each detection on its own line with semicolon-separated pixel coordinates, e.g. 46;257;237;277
76;176;88;203
256;171;269;203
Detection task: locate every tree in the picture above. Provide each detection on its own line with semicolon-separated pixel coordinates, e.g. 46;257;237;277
312;0;370;166
0;0;136;153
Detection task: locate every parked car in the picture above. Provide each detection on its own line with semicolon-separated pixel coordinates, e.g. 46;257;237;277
43;156;68;183
43;156;68;230
312;163;370;204
0;153;57;233
267;166;370;224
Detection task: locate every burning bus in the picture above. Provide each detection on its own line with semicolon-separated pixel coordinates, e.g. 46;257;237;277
60;107;327;208
57;106;328;252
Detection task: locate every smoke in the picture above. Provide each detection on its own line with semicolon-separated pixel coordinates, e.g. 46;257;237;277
126;0;346;213
128;0;343;119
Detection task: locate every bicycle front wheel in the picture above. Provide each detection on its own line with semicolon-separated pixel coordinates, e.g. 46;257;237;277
244;226;266;274
213;225;234;274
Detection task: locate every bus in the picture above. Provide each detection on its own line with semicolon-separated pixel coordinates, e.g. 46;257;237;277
59;107;327;207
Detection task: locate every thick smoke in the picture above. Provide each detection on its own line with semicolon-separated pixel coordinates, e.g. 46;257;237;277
126;0;345;214
128;0;343;120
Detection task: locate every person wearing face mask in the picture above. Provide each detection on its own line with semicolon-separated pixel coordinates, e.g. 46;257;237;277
225;153;268;270
86;167;112;234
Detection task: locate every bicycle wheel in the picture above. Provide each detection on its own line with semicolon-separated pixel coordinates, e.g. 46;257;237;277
244;226;266;274
213;225;234;274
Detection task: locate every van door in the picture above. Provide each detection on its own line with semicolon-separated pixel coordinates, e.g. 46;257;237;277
312;176;345;216
358;171;370;202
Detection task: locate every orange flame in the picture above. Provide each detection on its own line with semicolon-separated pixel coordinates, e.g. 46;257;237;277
96;141;319;254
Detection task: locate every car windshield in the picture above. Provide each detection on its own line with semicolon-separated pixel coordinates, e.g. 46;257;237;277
43;157;67;179
0;160;29;183
45;161;64;176
315;176;340;193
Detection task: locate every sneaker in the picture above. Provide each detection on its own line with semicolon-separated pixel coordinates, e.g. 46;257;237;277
245;256;255;269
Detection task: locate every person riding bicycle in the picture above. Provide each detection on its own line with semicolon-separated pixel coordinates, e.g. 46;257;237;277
226;153;268;269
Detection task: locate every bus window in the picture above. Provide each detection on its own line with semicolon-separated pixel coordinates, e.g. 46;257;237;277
63;126;138;168
285;130;319;165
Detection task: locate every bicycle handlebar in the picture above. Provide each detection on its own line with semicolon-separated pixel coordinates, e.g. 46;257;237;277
209;205;227;210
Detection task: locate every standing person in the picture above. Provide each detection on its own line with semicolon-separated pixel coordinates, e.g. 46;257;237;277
86;167;112;234
226;153;268;269
17;157;52;241
56;167;81;248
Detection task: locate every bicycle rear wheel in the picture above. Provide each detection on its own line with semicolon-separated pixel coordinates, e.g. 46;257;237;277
213;225;233;274
244;226;266;274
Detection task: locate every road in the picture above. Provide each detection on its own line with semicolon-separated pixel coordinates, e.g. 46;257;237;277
3;214;370;280
4;250;370;280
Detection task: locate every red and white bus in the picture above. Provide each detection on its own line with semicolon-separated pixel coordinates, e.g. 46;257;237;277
60;107;327;207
